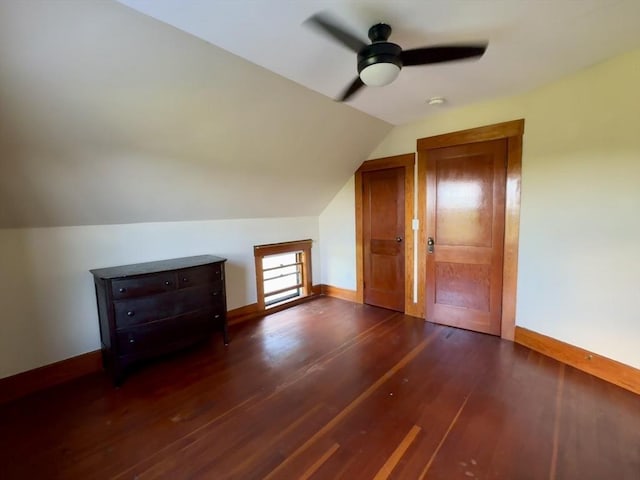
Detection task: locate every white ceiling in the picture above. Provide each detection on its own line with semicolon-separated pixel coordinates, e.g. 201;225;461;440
117;0;640;125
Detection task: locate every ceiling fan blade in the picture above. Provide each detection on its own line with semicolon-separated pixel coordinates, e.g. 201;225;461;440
400;45;487;66
337;77;365;102
305;13;367;53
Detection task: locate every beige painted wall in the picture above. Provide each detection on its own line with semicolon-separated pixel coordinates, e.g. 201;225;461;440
320;48;640;369
0;217;319;379
0;0;390;228
319;176;357;290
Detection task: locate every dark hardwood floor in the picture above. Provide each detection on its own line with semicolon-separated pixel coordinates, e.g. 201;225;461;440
1;297;639;479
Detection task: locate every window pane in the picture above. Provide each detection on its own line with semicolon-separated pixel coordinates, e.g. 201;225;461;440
262;252;298;270
264;271;301;294
254;242;310;310
263;263;299;281
262;252;302;296
265;288;301;307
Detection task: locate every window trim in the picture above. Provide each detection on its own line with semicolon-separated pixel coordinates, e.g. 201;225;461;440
254;239;313;311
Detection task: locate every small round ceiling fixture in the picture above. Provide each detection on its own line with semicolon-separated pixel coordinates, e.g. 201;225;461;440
427;96;446;106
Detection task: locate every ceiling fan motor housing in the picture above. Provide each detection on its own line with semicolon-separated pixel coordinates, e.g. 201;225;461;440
368;23;392;42
357;42;403;73
358;23;402;74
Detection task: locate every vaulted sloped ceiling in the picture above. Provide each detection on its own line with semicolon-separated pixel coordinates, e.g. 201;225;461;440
0;1;391;228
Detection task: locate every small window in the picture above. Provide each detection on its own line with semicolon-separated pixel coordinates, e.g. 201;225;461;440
254;240;313;310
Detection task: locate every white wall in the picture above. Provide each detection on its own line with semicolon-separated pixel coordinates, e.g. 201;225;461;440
318;176;357;290
320;48;640;369
0;217;319;379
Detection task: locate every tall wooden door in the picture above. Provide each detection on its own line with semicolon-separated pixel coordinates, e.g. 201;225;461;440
425;139;506;335
363;167;405;312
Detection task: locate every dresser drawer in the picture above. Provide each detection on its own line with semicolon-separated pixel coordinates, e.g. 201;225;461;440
91;255;228;385
114;283;223;328
177;264;222;288
117;312;212;356
111;273;176;300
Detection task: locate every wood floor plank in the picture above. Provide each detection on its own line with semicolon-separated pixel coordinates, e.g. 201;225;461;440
298;442;340;480
308;326;482;479
419;394;470;479
262;328;441;480
373;425;421;480
549;364;565;480
422;344;568;479
554;365;640;479
1;297;639;480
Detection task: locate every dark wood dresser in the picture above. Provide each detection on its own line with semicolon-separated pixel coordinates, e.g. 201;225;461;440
91;255;228;385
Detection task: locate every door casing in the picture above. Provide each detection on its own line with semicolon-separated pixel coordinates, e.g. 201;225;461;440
417;119;524;340
355;154;417;315
425;139;507;335
362;167;406;311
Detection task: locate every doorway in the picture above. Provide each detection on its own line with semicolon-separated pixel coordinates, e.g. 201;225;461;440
355;154;415;314
362;167;405;311
424;139;506;334
417;120;524;339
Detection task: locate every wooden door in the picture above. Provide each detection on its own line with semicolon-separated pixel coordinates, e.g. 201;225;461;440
363;167;405;312
426;139;506;335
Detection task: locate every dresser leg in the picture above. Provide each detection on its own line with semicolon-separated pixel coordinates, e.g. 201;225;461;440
101;349;109;370
102;350;124;386
112;365;125;387
222;322;229;346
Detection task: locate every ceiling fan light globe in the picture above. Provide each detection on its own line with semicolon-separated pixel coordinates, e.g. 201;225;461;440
360;62;401;87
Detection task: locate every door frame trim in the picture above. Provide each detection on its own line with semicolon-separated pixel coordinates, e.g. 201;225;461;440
417;119;524;340
355;153;417;315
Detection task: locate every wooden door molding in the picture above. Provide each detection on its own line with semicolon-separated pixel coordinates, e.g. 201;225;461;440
362;167;406;311
417;119;524;150
417;119;524;340
425;140;507;334
355;153;417;315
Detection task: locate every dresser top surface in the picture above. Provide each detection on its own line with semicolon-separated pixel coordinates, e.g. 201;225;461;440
90;255;226;279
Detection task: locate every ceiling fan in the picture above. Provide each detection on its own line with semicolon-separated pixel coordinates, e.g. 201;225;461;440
305;13;488;102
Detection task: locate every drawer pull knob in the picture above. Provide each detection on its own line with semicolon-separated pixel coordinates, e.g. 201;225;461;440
214;314;220;319
119;287;126;293
165;281;171;286
127;311;135;317
212;291;219;296
183;278;189;283
129;337;135;343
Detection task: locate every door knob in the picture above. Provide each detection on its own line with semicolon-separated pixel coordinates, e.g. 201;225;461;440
396;236;403;243
427;237;435;254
